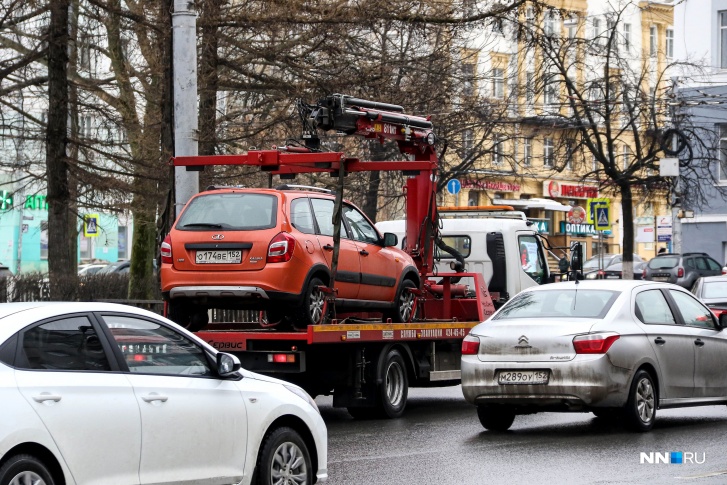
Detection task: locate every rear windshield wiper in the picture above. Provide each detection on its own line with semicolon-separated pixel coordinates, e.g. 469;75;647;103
180;222;224;228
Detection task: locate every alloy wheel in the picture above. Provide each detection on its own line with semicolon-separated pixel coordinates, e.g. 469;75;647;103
308;286;325;324
270;442;309;485
9;471;46;485
636;377;655;423
398;289;415;322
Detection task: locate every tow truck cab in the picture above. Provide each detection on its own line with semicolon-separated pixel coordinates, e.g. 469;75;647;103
376;208;552;306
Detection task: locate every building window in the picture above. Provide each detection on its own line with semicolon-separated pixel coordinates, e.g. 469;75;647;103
544;9;556;36
592;154;598;172
623;23;631;50
666;28;674;59
565;142;573;170
118;226;128;259
462;129;473;154
721;12;727;68
622;145;630;170
719;125;727;182
543;74;557;107
649;26;657;57
524;138;533;166
565;15;578;39
492;135;503;165
492;68;504;99
591;18;601;43
543;138;554;167
607;20;617;51
462;63;476;97
40;221;48;260
526;71;535;106
468;191;480;206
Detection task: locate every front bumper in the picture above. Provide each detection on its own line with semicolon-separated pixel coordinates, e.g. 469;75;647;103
461;354;631;411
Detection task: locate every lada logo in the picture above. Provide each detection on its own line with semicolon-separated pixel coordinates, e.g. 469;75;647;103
515;335;532;349
211;234;224;240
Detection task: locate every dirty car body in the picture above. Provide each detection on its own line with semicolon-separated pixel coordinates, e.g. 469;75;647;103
461;280;727;431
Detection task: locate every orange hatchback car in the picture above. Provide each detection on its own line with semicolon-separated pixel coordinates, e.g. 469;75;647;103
161;185;420;330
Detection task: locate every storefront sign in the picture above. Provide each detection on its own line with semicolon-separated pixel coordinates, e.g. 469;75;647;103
0;190;12;211
543;180;599;199
529;220;549;233
567;206;587;224
463;180;521;192
559;221;598;235
24;194;48;210
657;216;672;242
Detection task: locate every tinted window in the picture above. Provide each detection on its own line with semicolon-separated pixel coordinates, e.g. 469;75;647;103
311;198;344;237
635;290;675;325
102;315;212;376
494;290;619;319
176;193;277;230
696;258;708;270
669;290;715;328
706;258;722;271
436;236;471;259
18;317;111;371
703;281;727;299
290;198;315;235
342;205;379;244
648;256;678;269
0;334;18;366
686;258;695;269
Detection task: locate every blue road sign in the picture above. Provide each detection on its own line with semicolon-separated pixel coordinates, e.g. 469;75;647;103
595;206;611;231
447;179;461;195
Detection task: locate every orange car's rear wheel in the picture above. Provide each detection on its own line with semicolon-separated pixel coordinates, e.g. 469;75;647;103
294;277;327;327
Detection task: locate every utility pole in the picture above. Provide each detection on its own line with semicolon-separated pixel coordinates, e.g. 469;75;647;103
670;76;682;254
172;0;199;215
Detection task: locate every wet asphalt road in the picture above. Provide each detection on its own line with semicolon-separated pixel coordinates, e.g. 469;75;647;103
315;386;727;485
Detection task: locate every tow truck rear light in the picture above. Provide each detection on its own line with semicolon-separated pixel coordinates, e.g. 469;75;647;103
267;353;296;363
677;267;684;278
573;333;620;354
461;335;480;355
267;232;296;263
161;235;173;264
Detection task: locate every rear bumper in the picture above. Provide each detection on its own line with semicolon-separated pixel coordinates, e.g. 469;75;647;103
461;354;631;410
169;286;269;299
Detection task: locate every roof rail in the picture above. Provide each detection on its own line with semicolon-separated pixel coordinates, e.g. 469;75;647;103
275;184;334;194
683;252;708;256
204;185;245;191
437;205;526;221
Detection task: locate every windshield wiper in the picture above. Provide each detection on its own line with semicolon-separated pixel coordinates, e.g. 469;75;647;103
180;222;223;228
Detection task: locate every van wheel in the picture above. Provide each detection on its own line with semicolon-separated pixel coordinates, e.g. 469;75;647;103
295;277;327;327
384;279;417;323
0;454;56;485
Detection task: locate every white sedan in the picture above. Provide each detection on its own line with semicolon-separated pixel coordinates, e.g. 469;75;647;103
0;302;327;485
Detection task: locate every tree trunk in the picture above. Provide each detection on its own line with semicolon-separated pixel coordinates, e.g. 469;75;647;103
46;0;78;300
620;185;635;280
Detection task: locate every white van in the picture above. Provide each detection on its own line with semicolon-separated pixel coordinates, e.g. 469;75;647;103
376;209;551;306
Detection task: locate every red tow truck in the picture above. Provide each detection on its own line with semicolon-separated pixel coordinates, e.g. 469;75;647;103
169;95;552;418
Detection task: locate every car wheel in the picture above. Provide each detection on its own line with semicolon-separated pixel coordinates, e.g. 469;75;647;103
384;279;417;323
0;454;55;485
296;277;327;327
477;405;516;432
623;369;656;432
187;310;210;332
166;300;191;327
256;426;312;485
592;408;620;421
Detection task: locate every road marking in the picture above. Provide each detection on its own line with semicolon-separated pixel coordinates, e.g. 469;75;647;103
677;470;727;480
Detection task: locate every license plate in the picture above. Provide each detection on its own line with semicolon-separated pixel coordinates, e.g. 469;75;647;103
498;370;549;385
195;250;242;264
652;276;669;282
606;275;620;279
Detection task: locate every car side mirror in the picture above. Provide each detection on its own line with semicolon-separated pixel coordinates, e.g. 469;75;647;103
217;352;241;377
719;313;727;331
570;243;583;272
383;232;398;247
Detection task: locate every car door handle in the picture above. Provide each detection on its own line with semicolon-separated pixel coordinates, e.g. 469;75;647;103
32;393;62;403
323;244;334;251
142;393;169;403
694;339;705;347
359;250;369;256
654;337;666;345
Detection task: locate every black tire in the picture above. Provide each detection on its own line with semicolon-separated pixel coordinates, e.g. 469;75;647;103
255;426;312;485
0;454;56;485
384;279;417;323
166;300;191;327
623;369;656;432
476;405;516;432
378;349;409;418
187;310;210;332
295;277;327;327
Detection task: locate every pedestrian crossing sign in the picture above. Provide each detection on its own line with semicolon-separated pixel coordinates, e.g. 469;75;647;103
84;214;100;237
594;206;611;231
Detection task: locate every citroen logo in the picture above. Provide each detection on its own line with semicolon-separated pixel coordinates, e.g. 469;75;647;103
515;335;532;349
211;234;224;240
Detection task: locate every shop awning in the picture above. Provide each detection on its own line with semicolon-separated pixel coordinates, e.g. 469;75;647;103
492;198;572;212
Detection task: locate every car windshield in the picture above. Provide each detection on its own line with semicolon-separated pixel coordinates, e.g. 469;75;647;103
583;255;615;270
648;256;678;269
97;262;124;274
703;281;727;299
176;193;277;230
494;289;620;319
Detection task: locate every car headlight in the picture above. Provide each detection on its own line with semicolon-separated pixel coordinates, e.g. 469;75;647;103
284;384;320;414
585;272;598;279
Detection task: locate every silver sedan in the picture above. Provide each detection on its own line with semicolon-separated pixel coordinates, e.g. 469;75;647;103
461;280;727;432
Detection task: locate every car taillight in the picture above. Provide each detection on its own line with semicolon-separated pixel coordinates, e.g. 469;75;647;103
677;267;684;278
642;268;646;279
462;335;480;355
160;235;172;264
597;270;605;279
267;232;296;263
573;333;620;354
